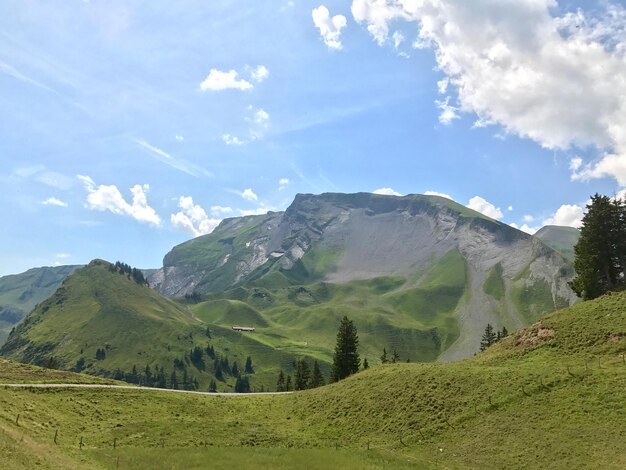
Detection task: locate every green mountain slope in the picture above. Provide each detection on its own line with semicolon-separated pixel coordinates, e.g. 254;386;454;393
0;265;80;344
152;192;576;360
0;260;324;391
1;291;625;469
535;225;580;261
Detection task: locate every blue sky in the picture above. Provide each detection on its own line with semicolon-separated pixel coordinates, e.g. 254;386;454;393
1;0;625;275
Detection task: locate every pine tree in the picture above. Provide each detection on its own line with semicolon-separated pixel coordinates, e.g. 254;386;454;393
209;379;217;393
294;358;311;390
309;361;325;388
569;194;626;299
170;371;179;389
144;365;153;387
380;348;389;364
391;348;400;363
234;376;250;393
363;358;369;370
285;374;293;391
480;324;497;352
276;370;286;392
205;326;212;338
214;363;224;381
245;356;254;374
231;362;240;378
332;316;361;382
130;365;139;384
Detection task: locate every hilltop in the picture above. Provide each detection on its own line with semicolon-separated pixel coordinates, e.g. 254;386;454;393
0;265;81;344
0;291;624;469
535;225;580;261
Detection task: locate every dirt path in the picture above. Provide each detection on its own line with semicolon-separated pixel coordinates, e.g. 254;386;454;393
1;383;291;396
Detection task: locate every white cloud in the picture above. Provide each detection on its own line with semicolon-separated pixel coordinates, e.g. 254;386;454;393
424;191;453;200
436;96;459;125
467;196;503;220
56;253;70;259
254;108;270;125
507;206;513;211
312;5;348;50
241;188;258;202
199;69;253;91
250;65;269;83
510;222;538;235
77;175;161;226
392;31;404;49
135;139;212;177
170;196;220;237
617;188;626;200
542;204;584;228
42;197;68;207
373;187;402;196
279;178;290;190
175;135;184;142
210;205;233;215
523;214;535;223
222;134;246;146
351;1;626;186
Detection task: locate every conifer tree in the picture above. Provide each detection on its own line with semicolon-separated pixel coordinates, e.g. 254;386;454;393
380;348;389;364
480;324;497;352
569;194;626;299
363;358;369;370
332;316;360;382
245;356;254;374
231;362;240;378
130;365;139;384
214;363;224;381
209;379;217;393
294;358;311;390
391;348;400;363
170;371;179;389
285;374;293;391
276;370;286;392
309;360;325;388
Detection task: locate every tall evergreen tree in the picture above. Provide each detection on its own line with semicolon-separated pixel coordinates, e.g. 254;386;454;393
362;358;369;370
391;348;400;363
245;356;254;374
294;358;311;390
332;316;361;382
480;324;497;352
170;371;179;389
231;362;240;378
569;194;626;299
285;374;293;391
309;360;325;388
144;365;154;387
214;362;224;381
380;348;389;364
276;370;286;392
209;379;217;393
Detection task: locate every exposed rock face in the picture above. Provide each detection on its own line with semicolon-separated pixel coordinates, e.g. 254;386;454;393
150;192;577;359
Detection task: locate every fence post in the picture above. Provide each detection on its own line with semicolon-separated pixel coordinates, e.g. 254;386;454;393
79;436;83;450
54;429;58;444
15;414;20;426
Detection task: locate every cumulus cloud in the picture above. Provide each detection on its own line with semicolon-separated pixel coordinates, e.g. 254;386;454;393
279;178;290;190
467;196;503;220
222;134;245;146
200;69;253;91
210;205;233;215
523;214;535;223
351;0;626;186
424;190;453;200
175;135;184;142
170;196;220;237
510;222;538;235
42;197;68;207
542;204;584;228
241;188;258;202
373;187;402;196
77;175;161;226
249;65;269;83
312;5;348;50
253;108;270;125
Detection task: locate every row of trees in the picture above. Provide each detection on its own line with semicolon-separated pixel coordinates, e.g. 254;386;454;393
108;261;147;285
276;358;325;391
479;324;508;352
570;194;626;300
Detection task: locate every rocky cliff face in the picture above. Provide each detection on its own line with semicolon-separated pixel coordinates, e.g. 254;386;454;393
150;192;577;360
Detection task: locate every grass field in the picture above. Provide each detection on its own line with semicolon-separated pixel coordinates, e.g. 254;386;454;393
1;291;625;469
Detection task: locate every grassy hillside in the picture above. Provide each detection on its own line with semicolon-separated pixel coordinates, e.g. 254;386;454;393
1;291;625;469
535;225;580;261
0;265;80;344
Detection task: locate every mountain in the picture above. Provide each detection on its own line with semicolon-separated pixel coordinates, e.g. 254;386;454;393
0;265;81;344
0;260;311;390
535;225;580;261
151;192;577;360
2;291;625;469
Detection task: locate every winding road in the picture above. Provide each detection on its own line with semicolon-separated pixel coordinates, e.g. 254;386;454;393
1;383;292;396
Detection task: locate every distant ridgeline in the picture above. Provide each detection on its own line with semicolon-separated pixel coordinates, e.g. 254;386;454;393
0;193;580;391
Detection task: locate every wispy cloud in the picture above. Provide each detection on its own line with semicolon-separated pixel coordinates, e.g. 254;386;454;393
134;139;212;177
